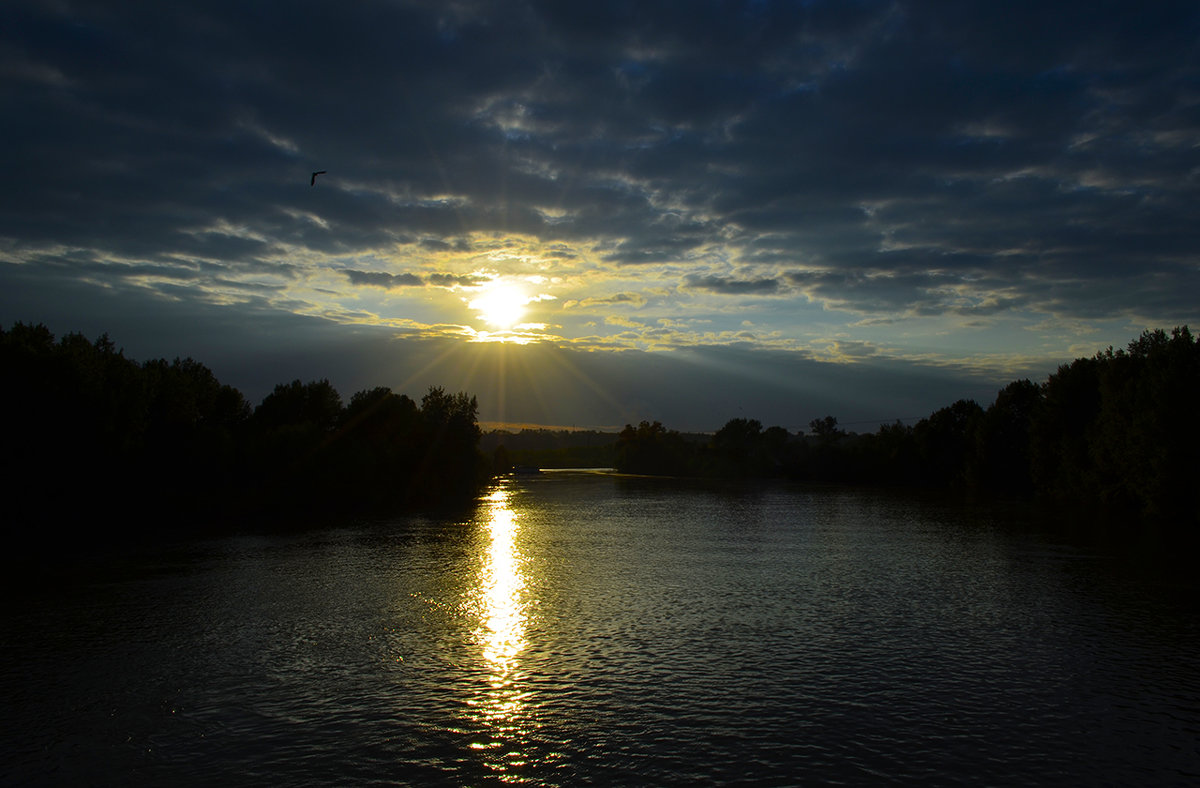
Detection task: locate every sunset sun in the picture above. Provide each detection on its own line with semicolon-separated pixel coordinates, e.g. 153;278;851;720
469;282;529;329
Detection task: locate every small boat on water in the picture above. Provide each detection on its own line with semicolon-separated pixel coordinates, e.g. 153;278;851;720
511;465;542;475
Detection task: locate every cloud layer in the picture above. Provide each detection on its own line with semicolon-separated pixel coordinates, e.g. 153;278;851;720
3;0;1198;428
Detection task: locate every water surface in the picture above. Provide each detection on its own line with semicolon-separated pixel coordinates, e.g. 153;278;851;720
3;472;1197;785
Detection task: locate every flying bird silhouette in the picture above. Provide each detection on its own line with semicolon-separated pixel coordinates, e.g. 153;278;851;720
310;170;326;186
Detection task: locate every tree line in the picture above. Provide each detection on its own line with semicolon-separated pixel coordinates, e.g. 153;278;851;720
615;327;1199;525
481;428;619;470
1;322;490;547
8;320;1194;548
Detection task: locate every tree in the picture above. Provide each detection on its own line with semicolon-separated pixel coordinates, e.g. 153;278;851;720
310;387;418;509
913;399;983;488
252;378;342;432
615;420;696;475
711;418;763;476
973;379;1040;495
1088;327;1199;518
139;356;249;502
808;415;845;445
411;387;486;502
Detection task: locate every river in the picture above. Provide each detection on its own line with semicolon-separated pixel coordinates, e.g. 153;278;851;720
2;471;1197;785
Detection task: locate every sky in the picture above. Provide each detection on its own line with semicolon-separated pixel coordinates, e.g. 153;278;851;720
3;1;1198;432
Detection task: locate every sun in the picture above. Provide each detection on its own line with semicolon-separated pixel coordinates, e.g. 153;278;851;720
469;282;529;329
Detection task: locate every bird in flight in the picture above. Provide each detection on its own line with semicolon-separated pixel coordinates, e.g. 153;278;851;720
310;170;327;186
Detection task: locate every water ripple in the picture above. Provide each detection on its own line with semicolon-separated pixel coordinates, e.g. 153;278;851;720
3;477;1198;785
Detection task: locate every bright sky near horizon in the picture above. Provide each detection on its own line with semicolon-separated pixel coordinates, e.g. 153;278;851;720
3;1;1198;431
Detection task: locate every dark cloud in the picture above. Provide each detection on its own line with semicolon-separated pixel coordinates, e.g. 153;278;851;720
343;270;485;290
604;235;710;265
3;0;1199;428
419;238;471;252
571;292;647;308
344;270;424;289
428;272;487;288
684;274;781;295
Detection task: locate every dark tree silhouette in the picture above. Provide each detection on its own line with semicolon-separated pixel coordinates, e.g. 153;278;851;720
411;387;487;503
913;399;984;489
6;320;1196;550
2;323;491;548
326;387;422;509
1029;327;1200;520
972;379;1040;495
711;418;764;477
615;421;697;475
1031;355;1100;501
253;378;342;432
808;415;845;444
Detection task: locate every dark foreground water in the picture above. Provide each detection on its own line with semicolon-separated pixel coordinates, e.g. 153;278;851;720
3;472;1198;786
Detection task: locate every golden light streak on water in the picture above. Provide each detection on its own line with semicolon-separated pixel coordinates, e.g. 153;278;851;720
466;483;536;781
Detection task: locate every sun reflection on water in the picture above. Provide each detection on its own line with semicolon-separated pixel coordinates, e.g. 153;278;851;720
466;482;535;780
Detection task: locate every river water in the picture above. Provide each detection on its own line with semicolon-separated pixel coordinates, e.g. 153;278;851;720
3;471;1198;785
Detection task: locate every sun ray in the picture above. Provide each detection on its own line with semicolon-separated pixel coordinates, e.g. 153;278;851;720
390;338;472;400
536;345;631;424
